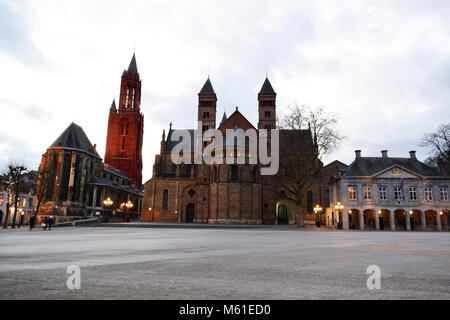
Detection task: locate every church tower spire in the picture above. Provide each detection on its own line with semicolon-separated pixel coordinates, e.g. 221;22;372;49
258;77;277;130
198;78;217;131
105;53;144;186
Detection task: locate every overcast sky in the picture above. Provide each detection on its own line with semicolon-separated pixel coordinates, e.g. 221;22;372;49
0;0;449;182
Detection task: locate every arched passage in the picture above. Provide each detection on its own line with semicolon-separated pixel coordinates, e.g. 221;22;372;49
409;210;421;231
186;203;195;223
277;205;288;225
349;209;360;230
425;210;437;231
440;210;449;232
394;210;407;231
379;210;391;231
364;209;376;230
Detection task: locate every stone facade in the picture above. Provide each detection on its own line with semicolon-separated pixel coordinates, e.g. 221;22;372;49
142;78;325;225
328;150;450;231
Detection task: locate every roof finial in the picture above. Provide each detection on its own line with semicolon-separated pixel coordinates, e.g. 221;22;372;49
170;122;173;130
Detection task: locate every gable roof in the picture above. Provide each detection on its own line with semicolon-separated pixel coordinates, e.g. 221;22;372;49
259;77;276;94
49;123;101;159
217;109;257;134
199;78;215;95
343;157;445;177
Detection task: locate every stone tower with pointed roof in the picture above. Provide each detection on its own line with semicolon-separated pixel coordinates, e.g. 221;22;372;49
198;78;217;132
258;77;277;130
105;54;144;186
142;76;324;226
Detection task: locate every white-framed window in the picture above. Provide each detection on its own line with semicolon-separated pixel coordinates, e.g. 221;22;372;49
379;187;387;200
363;185;372;200
348;186;357;200
440;187;448;201
409;187;418;201
425;187;433;201
394;187;402;200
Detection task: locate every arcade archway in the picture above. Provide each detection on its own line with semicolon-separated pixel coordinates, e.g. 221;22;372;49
394;210;407;231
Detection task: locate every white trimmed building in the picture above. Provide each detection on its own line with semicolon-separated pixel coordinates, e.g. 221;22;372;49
327;150;450;231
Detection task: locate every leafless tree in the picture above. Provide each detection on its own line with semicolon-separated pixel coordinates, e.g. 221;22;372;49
1;164;28;229
420;123;450;172
278;104;345;227
32;164;52;219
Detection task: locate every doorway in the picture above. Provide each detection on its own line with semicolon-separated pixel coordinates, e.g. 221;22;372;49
278;205;288;225
186;203;195;223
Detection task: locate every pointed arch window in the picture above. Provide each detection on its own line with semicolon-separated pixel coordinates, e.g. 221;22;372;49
162;190;169;211
231;165;238;181
125;87;130;108
132;88;136;108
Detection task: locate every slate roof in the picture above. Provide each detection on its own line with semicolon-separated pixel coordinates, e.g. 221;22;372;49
49;123;101;159
128;53;138;74
279;130;315;154
110;99;117;111
165;129;197;152
199;78;216;95
88;176;141;196
343;157;446;177
163;127;315;154
259;77;276;94
104;164;130;180
220;112;227;126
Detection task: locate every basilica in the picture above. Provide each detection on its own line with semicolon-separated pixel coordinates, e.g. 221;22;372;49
141;78;328;225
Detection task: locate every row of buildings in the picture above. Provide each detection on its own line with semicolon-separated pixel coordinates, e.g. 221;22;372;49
2;54;448;231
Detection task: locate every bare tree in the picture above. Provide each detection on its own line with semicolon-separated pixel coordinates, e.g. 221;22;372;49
278;104;345;227
1;164;28;229
420;123;450;171
32;164;52;219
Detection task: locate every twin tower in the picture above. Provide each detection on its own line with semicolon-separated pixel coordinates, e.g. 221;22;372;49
104;54;277;186
197;77;277;131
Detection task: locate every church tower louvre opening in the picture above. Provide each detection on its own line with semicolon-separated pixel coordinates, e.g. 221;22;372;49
104;53;144;186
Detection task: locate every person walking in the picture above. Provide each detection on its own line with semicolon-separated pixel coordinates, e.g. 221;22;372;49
42;217;48;231
29;215;36;231
48;216;54;231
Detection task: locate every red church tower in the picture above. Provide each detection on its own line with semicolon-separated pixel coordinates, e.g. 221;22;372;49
105;54;144;186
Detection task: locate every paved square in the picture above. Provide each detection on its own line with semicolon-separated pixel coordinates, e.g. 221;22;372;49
0;226;449;300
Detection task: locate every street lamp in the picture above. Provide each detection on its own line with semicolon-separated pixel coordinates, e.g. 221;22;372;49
313;205;323;227
102;197;114;222
334;202;344;230
124;201;134;222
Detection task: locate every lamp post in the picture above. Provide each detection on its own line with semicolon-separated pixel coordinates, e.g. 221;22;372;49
125;200;134;222
103;197;114;222
314;205;323;227
334;202;344;230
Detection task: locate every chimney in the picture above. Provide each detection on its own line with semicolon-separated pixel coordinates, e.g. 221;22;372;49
409;150;417;160
355;150;362;159
381;150;388;158
93;144;97;150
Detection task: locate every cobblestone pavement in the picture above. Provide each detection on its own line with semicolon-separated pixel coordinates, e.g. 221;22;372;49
0;226;449;300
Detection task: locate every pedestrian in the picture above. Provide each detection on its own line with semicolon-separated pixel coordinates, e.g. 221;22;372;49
29;215;36;231
42;217;48;231
48;216;54;231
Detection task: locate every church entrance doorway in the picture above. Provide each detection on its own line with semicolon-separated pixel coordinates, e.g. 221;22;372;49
186;203;195;223
278;205;288;225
